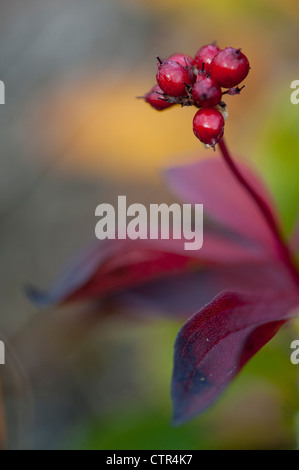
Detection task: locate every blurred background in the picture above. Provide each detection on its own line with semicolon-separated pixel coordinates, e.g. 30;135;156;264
1;0;299;449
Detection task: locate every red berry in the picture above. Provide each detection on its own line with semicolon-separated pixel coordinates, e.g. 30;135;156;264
192;77;222;108
196;73;205;83
194;43;220;74
144;84;174;111
156;59;192;97
210;47;250;88
168;53;196;84
193;108;224;146
167;53;195;68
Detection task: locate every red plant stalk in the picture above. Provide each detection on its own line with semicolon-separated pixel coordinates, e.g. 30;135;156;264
218;138;299;289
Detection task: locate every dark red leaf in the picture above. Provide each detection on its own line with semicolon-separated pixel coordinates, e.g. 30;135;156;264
172;290;299;425
165;157;280;257
27;239;193;305
28;227;269;306
120;261;293;319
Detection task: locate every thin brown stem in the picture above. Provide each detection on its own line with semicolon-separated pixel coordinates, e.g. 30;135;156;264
218;138;299;288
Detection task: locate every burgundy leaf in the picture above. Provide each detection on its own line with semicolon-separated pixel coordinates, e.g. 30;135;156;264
172;290;299;425
165;157;280;256
27;239;194;305
120;261;293;319
28;228;269;306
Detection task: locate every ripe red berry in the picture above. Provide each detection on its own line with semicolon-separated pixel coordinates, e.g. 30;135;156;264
156;59;192;97
194;43;220;74
143;84;174;111
210;47;250;88
193;108;224;146
195;73;205;83
167;53;195;68
168;53;196;83
192;77;222;108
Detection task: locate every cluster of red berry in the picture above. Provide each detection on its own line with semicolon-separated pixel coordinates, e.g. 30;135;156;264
142;44;250;148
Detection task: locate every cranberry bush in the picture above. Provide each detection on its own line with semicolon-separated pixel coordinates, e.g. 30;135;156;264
143;43;249;148
29;43;299;426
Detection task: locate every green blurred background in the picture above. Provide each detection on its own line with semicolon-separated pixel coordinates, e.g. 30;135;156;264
1;0;299;449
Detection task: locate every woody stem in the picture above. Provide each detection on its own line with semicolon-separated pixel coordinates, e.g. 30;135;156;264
218;138;299;288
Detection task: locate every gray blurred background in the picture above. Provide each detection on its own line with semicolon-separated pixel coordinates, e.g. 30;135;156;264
0;0;299;450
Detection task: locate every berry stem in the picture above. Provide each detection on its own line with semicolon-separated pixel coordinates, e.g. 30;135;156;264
218;138;299;288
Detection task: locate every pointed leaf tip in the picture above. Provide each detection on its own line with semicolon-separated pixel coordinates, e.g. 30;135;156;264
171;289;299;424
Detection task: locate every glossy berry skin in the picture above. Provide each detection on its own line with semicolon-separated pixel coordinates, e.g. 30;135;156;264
210;47;250;88
156;60;192;97
194;44;220;74
196;73;205;83
144;84;174;111
168;53;196;83
193;108;224;146
192;77;222;108
168;53;195;68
